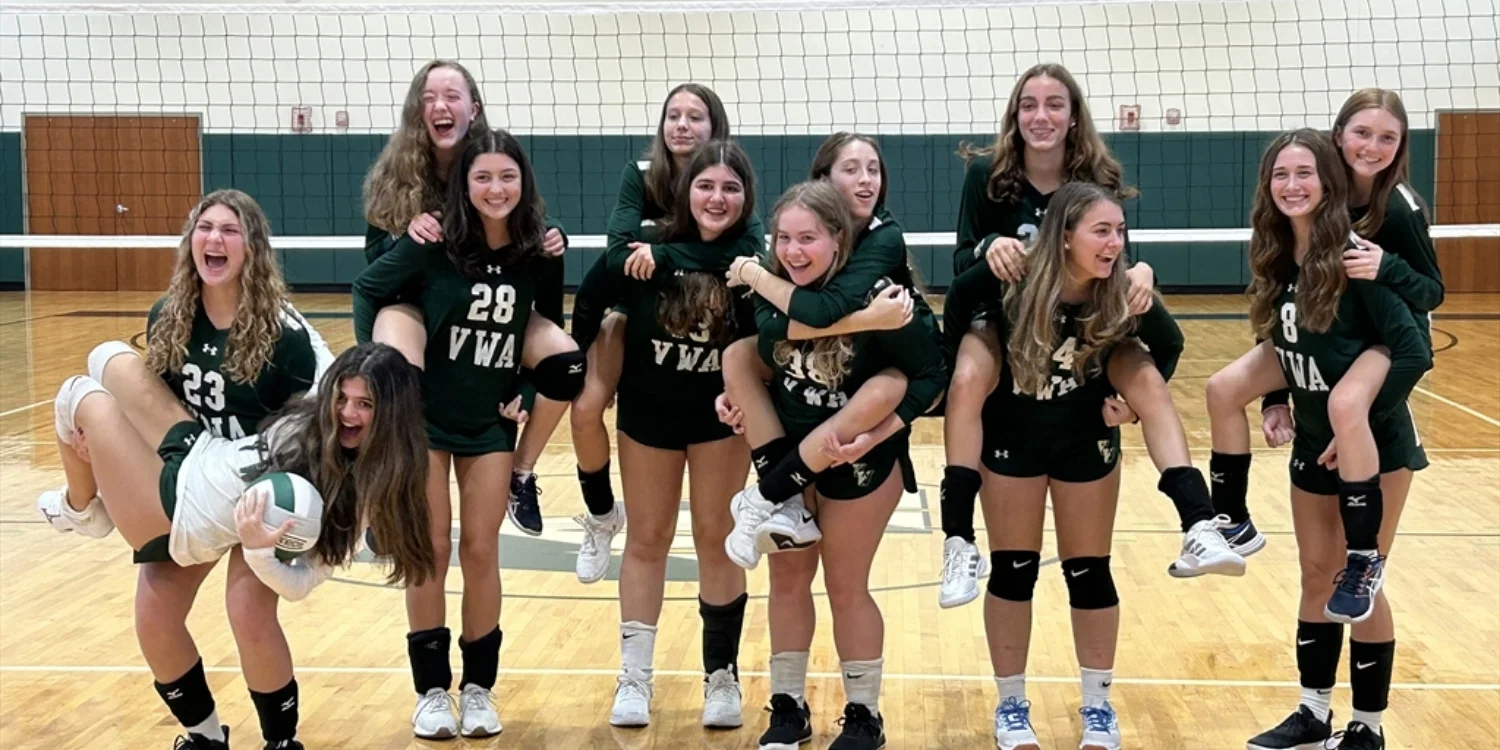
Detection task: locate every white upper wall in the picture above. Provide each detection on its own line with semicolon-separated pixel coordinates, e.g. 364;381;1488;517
2;0;1496;134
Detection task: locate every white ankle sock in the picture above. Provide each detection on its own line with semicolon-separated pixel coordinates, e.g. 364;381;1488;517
840;658;883;715
620;621;657;676
770;651;809;703
1081;667;1113;708
187;712;224;741
1351;709;1382;732
995;673;1026;704
1300;687;1333;722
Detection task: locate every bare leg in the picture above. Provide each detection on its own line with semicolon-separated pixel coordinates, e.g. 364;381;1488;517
454;452;513;640
686;437;750;605
1051;466;1123;672
571;313;625;474
406;451;453;631
224;547;294;692
979;472;1049;678
721;336;782;448
514;316;581;474
374;304;427;369
1327;348;1391;481
617;435;687;626
818;469;904;662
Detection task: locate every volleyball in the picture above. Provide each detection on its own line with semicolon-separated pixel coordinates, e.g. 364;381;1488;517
246;472;324;562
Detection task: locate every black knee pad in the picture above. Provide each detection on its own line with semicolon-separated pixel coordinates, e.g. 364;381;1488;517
533;350;587;401
987;550;1042;602
1061;556;1118;610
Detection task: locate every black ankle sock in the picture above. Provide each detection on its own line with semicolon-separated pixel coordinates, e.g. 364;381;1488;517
1349;639;1395;713
699;593;748;677
459;627;503;691
249;678;299;744
407;627;452;694
1296;620;1344;691
578;462;616;516
154;658;217;728
1338;477;1383;551
751;436;795;483
939;466;981;542
1160;467;1216;532
1209;452;1253;524
760;450;816;504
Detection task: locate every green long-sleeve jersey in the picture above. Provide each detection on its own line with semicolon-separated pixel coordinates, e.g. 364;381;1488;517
943;262;1183;427
352;236;540;453
148;298;319;440
1269;266;1433;445
757;295;948;436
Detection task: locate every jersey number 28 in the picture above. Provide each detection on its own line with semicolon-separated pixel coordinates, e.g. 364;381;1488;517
468;283;518;324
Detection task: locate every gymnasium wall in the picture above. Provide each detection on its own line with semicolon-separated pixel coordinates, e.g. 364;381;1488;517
0;1;1493;287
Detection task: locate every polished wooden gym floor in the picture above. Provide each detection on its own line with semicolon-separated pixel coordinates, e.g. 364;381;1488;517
1;290;1495;750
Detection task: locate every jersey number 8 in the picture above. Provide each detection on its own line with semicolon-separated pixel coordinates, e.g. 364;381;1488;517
1279;302;1298;344
468;283;517;325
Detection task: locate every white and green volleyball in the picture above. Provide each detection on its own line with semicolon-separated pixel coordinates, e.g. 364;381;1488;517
247;471;324;562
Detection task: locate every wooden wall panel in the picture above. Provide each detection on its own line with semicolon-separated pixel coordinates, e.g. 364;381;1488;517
1435;111;1500;293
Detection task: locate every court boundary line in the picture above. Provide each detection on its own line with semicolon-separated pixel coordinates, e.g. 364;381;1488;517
0;664;1494;691
1414;386;1500;428
0;399;50;418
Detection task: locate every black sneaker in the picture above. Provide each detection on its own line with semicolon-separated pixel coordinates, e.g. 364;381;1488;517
1326;552;1386;624
1218;516;1268;556
172;727;229;750
758;693;812;749
1246;706;1333;749
508;472;544;536
829;703;885;750
1332;721;1385;750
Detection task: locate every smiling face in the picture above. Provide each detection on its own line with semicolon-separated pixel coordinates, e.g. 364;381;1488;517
662;91;714;158
1336;106;1403;184
689;163;746;241
191;203;247;289
335;375;374;450
423;66;479;154
775;205;843;287
828;140;883;224
467;152;523;224
1269;144;1324;220
1063;198;1127;281
1016;74;1072;154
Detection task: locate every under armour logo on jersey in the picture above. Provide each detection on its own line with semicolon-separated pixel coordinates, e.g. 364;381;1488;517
568;363;583;374
994;449;1009;460
202;343;218;355
183;433;197;446
1292;458;1307;470
487;265;503;275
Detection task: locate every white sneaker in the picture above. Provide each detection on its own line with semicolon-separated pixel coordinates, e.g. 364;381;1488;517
411;687;458;739
1168;515;1247;579
725;488;775;569
939;536;988;608
458;684;502;737
754;494;822;555
1079;703;1122;750
994;696;1041;749
610;668;653;727
54;375;108;445
36;488;115;538
575;503;625;584
701;668;743;728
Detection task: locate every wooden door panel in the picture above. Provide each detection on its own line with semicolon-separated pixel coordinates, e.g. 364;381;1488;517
24;115;201;291
1435;111;1500;293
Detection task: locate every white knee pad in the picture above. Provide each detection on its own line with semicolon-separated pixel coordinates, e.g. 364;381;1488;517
88;341;138;383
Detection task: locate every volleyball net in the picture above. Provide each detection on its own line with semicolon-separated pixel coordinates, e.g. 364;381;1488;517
0;0;1496;289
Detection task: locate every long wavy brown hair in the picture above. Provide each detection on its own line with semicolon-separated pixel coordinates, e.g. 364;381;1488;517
1333;88;1421;236
656;140;755;346
253;342;435;587
1003;181;1135;395
1248;129;1352;337
765;181;858;389
145;190;291;385
643;83;731;213
363;60;489;235
959;63;1137;205
808;131;889;212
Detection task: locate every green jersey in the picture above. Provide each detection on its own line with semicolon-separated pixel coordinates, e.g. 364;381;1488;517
942;262;1184;428
573;161;765;349
352;236;540;454
147;298;320;440
1268;266;1433;448
953;158;1052;276
756;299;948;437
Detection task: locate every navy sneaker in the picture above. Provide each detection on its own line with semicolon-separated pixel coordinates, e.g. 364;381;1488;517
1326;552;1386;624
508;472;544;536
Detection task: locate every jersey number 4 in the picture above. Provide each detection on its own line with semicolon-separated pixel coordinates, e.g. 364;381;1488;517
467;283;518;324
181;363;226;412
